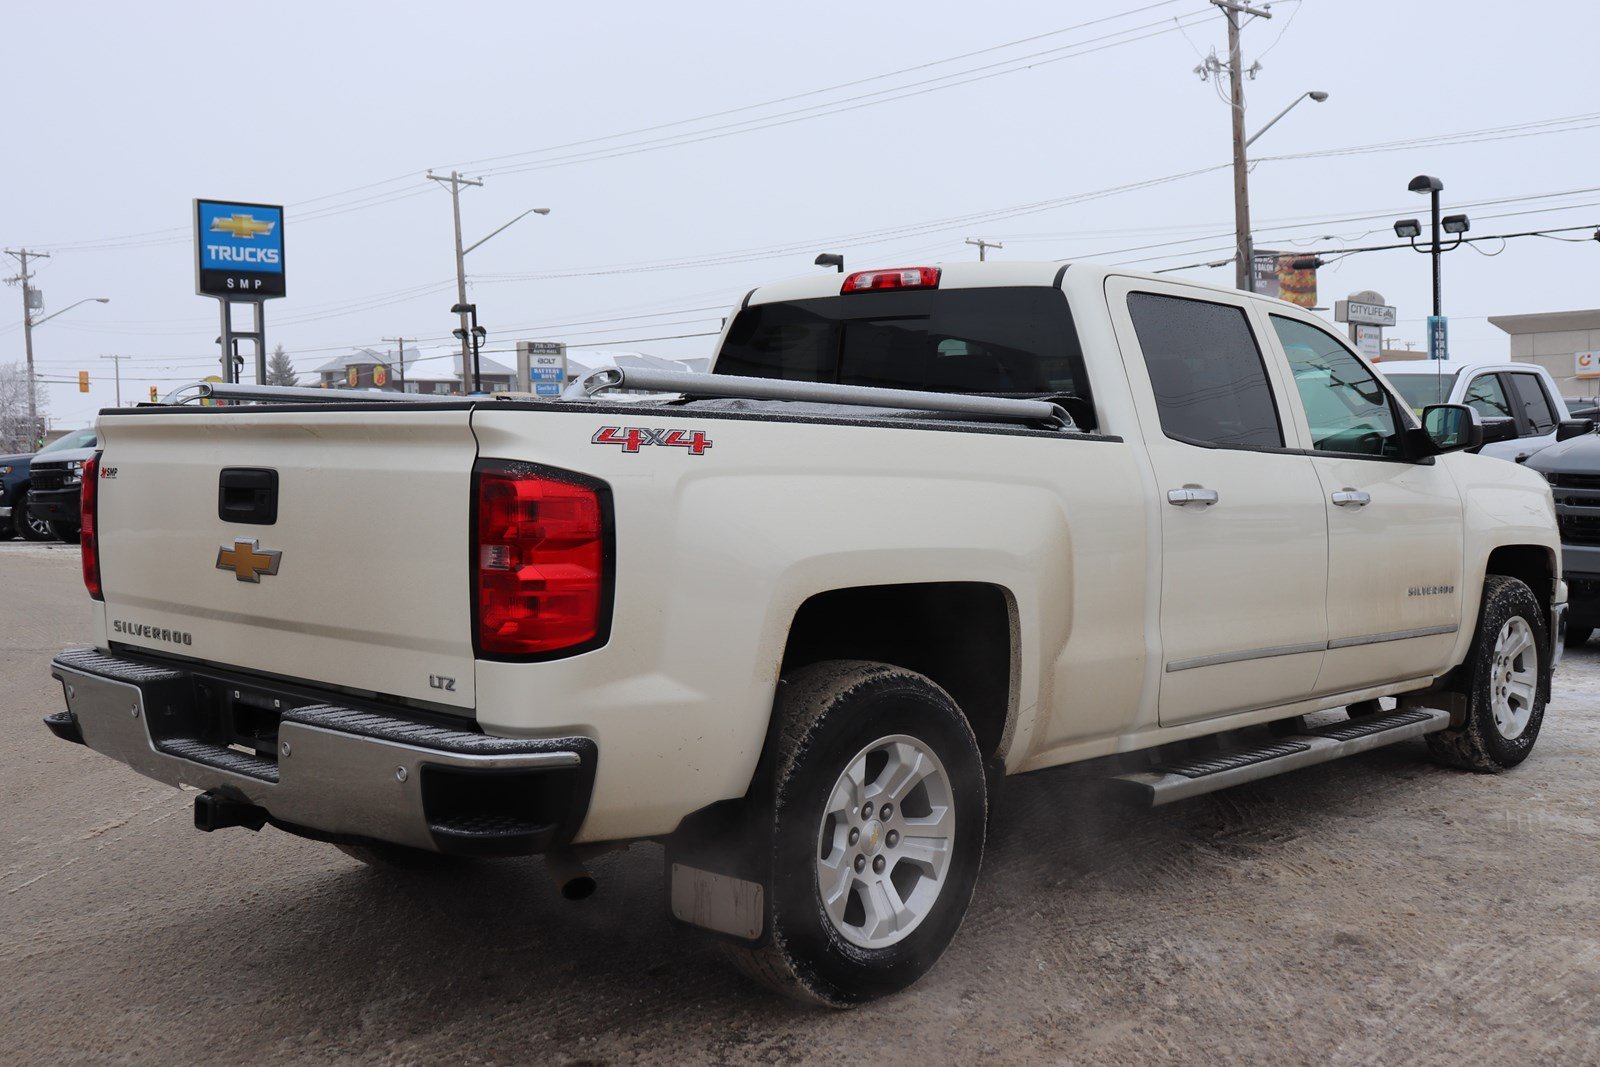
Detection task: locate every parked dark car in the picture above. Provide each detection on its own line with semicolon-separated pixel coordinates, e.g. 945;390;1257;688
1562;396;1600;424
1526;432;1600;646
0;450;54;540
21;428;97;543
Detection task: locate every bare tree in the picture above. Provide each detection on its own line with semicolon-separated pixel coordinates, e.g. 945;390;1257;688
0;363;47;454
266;344;299;387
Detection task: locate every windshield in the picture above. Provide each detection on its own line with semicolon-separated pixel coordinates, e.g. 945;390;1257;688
37;429;97;454
1385;369;1460;413
715;287;1093;423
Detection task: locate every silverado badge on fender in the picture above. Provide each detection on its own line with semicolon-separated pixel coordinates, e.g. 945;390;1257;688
215;538;282;583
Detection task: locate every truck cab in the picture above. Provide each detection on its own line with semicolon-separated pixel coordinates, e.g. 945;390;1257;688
1378;361;1583;462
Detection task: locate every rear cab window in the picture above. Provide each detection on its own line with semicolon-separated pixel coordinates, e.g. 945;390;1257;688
714;286;1095;428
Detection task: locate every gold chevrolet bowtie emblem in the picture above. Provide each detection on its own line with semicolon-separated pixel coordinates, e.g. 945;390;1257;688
216;539;282;583
210;214;275;239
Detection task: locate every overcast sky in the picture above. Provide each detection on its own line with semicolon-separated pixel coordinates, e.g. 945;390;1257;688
6;0;1598;427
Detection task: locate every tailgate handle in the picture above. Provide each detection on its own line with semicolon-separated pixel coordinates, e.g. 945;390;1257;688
218;468;278;525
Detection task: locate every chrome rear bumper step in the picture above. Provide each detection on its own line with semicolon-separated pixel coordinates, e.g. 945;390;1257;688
1112;707;1450;807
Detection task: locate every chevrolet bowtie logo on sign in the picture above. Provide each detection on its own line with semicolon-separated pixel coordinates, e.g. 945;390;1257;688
209;214;276;239
216;539;282;583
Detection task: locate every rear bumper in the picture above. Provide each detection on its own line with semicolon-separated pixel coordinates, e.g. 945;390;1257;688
48;648;596;855
28;487;79;523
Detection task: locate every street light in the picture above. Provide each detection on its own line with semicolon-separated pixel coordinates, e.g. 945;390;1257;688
814;253;844;272
1243;90;1330;149
1393;175;1469;359
1393;219;1422;239
1225;86;1330;291
451;302;486;393
23;296;110;429
445;201;552;394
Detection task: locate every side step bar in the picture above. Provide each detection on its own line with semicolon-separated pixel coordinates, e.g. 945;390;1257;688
1111;707;1450;807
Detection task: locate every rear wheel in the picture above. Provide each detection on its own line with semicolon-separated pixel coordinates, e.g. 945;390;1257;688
14;498;51;542
728;660;987;1006
48;522;79;544
1427;576;1547;772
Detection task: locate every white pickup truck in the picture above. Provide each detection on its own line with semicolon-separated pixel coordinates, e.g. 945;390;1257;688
1378;360;1587;463
47;262;1565;1005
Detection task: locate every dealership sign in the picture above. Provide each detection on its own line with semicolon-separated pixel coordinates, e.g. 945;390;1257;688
1334;298;1397;327
1576;351;1600;379
195;199;285;299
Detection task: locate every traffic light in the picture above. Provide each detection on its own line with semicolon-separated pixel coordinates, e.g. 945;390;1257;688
149;386;158;402
78;371;90;393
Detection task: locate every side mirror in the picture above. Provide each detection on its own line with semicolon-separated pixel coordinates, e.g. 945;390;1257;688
1557;418;1594;441
1419;403;1483;455
1477;417;1518;447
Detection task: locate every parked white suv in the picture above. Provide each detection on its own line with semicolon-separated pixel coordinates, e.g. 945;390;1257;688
1378;361;1586;462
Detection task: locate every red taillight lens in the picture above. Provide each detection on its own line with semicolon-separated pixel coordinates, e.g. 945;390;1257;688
841;266;941;293
473;461;610;657
81;451;103;601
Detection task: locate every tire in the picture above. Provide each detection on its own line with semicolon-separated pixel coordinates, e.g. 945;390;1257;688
48;522;79;545
14;498;52;542
1565;625;1592;648
333;842;473;871
1426;575;1547;773
728;660;988;1007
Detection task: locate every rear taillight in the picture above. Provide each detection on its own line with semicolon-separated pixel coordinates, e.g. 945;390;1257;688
841;266;941;293
473;461;611;658
81;451;103;601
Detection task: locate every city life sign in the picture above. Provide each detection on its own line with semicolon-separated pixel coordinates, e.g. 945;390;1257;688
195;199;285;299
1334;298;1397;327
517;340;568;397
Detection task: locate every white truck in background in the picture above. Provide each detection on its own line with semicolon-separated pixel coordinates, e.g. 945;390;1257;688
1377;360;1588;463
47;262;1565;1005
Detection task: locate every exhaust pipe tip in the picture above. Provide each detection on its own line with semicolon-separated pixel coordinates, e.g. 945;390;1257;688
545;849;596;900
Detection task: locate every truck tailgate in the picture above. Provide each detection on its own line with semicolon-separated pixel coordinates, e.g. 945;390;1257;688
94;407;478;710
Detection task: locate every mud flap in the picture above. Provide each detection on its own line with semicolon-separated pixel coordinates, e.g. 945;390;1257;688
663;799;771;946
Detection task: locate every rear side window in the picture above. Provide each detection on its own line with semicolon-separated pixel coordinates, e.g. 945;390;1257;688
1463;375;1514;420
1127;293;1282;449
715;287;1092;418
1508;373;1557;434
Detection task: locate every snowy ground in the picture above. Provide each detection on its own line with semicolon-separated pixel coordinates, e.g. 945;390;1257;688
3;548;1597;1063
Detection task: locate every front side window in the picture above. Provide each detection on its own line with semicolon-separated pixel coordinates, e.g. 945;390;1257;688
1507;373;1557;434
1271;316;1403;458
1127;293;1282;449
1463;374;1514;421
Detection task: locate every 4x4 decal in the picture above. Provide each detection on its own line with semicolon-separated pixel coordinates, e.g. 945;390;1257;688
592;426;714;456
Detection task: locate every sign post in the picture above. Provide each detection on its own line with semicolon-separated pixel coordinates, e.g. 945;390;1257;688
195;199;286;384
517;341;568;397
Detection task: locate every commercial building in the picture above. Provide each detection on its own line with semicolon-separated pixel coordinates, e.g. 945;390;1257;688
1490;309;1600;397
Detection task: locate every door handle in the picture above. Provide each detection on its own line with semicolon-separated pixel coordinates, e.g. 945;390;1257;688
1331;488;1371;508
1167;486;1220;507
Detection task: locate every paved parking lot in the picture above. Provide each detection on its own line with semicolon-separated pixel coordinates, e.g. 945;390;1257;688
3;540;1598;1064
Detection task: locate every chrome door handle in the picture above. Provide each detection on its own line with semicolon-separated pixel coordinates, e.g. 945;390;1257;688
1331;488;1372;507
1167;486;1220;507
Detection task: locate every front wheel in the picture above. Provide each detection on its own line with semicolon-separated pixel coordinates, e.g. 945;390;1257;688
14;498;52;542
1427;575;1547;772
48;522;79;545
729;660;988;1006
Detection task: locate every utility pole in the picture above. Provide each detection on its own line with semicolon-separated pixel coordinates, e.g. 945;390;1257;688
99;354;131;407
964;238;1003;262
381;336;408;390
3;248;50;427
1208;0;1271;291
427;170;484;394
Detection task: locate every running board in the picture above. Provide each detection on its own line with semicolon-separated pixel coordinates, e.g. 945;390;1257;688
1111;707;1450;807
